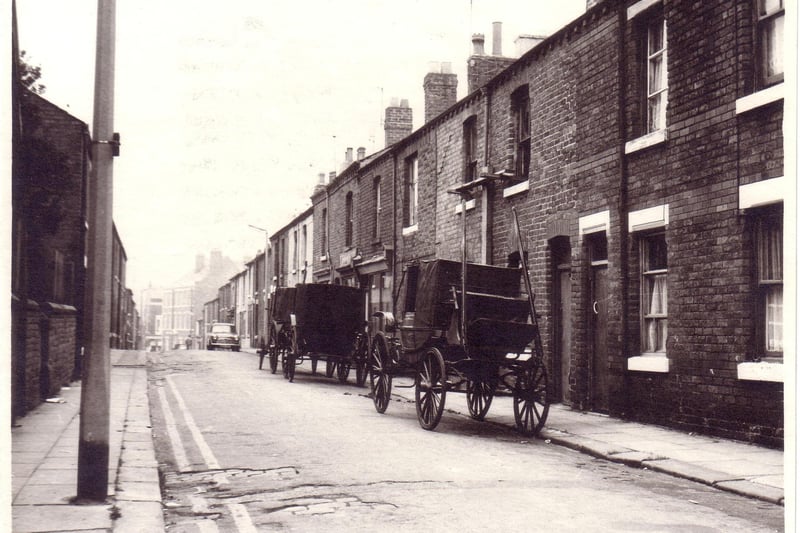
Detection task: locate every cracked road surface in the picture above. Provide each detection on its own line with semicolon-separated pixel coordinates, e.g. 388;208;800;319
148;349;784;532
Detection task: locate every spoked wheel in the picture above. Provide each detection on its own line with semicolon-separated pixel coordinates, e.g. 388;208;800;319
267;326;279;374
513;358;550;437
466;378;496;421
337;360;351;383
415;348;447;431
354;335;369;387
369;335;392;414
325;359;337;378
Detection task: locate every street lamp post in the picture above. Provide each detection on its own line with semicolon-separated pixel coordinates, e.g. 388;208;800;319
248;225;269;348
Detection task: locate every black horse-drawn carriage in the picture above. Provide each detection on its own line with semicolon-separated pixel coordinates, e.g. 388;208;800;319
262;283;369;385
368;259;550;435
367;203;550;436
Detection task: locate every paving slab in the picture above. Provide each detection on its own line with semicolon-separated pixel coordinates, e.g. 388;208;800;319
115;480;162;502
715;479;785;504
118;465;160;485
643;458;739;485
13;483;76;505
26;467;77;485
13;503;112;532
113;501;165;533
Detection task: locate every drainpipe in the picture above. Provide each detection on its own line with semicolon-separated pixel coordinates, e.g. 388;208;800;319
482;87;493;264
392;152;398;317
617;3;630;411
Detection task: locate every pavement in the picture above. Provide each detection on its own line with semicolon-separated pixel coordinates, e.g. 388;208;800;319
11;350;163;533
9;348;788;532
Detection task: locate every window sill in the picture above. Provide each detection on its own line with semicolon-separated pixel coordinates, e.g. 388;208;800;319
503;180;529;198
627;355;669;373
737;361;783;382
402;224;419;236
735;83;784;115
625;129;667;154
454;199;476;214
320;255;327;262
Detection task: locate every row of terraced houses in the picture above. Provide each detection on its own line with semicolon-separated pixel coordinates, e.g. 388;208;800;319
205;0;791;448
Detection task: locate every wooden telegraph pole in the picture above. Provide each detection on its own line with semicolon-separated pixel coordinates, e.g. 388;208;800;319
78;0;117;501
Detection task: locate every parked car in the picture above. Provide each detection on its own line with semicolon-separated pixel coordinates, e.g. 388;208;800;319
206;323;241;351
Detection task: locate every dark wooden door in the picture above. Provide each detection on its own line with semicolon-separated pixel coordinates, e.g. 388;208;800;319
591;266;609;412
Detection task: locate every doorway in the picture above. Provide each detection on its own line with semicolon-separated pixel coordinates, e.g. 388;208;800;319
550;237;571;403
588;233;609;412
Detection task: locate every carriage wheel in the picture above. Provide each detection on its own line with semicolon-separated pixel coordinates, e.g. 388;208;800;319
415;348;447;431
513;358;550;436
466;379;496;421
369;335;392;413
354;335;369;387
325;359;336;378
267;326;279;374
337;360;351;383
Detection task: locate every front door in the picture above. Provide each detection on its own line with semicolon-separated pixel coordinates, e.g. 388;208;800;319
590;265;609;412
556;266;572;403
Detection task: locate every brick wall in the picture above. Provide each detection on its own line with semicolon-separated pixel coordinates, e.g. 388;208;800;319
42;303;78;397
620;0;783;447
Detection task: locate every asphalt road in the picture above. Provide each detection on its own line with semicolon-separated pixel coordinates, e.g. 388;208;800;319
147;348;784;532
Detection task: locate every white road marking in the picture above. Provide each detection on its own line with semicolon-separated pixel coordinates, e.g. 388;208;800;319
157;385;190;471
228;503;260;533
165;374;221;470
165;374;259;532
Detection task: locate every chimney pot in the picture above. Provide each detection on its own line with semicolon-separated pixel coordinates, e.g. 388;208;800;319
471;33;485;55
492;21;503;56
345;147;353;163
400;99;409;108
329;171;337;181
357;147;366;161
318;172;326;184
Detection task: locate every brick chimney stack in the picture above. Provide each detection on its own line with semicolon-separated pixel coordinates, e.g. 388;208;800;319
515;34;545;57
468;22;516;93
423;62;458;123
384;98;412;147
313;172;326;194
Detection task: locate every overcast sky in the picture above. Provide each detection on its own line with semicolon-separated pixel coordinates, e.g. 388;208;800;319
15;0;587;297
